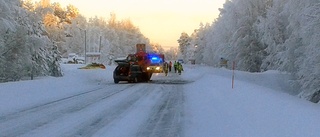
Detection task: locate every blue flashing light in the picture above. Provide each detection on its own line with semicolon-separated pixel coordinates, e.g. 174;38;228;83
151;56;159;60
150;55;162;64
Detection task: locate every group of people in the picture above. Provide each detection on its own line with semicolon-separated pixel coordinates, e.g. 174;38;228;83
163;61;184;76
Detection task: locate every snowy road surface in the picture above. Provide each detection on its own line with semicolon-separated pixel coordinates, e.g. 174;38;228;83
0;65;189;137
1;80;185;136
1;64;320;137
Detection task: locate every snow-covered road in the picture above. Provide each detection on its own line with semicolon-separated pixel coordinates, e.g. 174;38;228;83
1;64;320;137
0;68;187;137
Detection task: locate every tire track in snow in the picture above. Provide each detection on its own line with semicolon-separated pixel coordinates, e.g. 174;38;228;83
63;84;154;137
0;83;134;137
0;82;116;120
136;84;185;137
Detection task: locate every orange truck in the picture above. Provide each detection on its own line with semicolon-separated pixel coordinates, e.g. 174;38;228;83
113;44;165;83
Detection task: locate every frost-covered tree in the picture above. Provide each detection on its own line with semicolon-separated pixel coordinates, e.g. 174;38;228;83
196;0;271;71
257;0;288;71
223;0;270;72
177;32;191;61
257;0;320;102
0;0;62;82
194;23;209;64
185;23;211;64
22;0;35;11
293;1;320;102
185;0;320;102
62;13;152;64
65;4;79;23
164;47;178;61
150;43;164;53
2;27;29;81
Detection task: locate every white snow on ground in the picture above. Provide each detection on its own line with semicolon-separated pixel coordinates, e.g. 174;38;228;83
182;66;320;137
1;64;320;137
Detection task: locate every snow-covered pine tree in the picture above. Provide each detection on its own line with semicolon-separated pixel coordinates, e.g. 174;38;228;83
225;0;270;72
177;32;191;62
257;0;288;71
295;2;320;102
0;0;62;82
21;0;63;78
2;27;29;81
199;0;271;70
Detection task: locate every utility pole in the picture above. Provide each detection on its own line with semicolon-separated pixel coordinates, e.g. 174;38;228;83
99;36;102;61
99;36;102;52
84;29;87;64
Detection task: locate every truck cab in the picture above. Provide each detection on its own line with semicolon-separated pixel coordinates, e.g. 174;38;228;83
113;44;164;84
113;62;145;83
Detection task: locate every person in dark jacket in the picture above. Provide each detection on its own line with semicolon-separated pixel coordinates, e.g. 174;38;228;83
169;61;172;72
163;62;169;76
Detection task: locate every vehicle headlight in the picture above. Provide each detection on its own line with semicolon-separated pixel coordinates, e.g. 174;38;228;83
147;67;150;70
156;67;160;70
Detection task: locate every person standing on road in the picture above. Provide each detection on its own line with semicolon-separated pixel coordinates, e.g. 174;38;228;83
177;62;183;75
169;61;172;72
163;62;169;76
174;61;178;73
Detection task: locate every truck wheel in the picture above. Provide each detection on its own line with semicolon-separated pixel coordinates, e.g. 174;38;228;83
142;73;149;82
114;79;119;84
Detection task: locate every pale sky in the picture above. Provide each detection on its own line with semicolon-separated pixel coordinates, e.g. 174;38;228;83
35;0;225;49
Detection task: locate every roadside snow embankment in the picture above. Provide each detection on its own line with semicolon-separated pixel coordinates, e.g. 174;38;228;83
0;64;113;115
182;64;320;137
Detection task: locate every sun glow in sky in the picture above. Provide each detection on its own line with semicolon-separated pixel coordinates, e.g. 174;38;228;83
35;0;225;49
